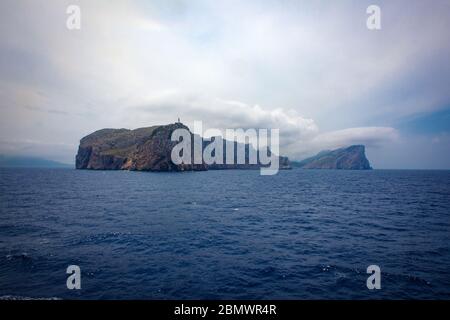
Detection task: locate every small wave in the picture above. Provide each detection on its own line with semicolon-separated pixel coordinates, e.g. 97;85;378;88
5;252;32;261
0;295;61;300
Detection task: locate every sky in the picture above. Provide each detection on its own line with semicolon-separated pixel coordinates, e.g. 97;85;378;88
0;0;449;168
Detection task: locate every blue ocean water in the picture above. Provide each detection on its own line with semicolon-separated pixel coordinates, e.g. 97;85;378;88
0;168;449;300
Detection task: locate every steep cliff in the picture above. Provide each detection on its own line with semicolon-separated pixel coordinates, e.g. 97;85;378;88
292;145;372;170
76;123;207;171
76;123;290;171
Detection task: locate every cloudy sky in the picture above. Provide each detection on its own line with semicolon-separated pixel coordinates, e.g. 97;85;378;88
0;0;449;168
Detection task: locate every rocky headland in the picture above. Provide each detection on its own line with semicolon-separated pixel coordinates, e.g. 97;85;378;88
75;123;291;171
292;145;372;170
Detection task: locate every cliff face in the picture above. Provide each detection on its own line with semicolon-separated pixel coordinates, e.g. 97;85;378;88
292;145;372;170
76;123;290;171
76;123;207;171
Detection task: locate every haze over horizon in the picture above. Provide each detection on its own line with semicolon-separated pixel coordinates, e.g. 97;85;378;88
1;0;449;169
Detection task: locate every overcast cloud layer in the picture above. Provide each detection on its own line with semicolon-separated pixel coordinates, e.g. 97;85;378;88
0;0;449;168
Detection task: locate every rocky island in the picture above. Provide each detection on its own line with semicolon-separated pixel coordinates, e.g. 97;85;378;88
292;145;372;170
76;122;291;171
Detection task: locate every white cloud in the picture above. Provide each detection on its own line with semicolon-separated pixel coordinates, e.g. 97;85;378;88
124;92;397;160
312;127;398;149
129;92;318;138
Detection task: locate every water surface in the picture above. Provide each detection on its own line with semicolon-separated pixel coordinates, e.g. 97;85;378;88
0;168;449;299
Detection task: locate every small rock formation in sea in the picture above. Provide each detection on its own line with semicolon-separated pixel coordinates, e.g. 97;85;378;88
76;123;291;171
291;145;372;170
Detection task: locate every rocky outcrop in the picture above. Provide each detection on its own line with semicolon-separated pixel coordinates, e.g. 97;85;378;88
76;123;206;171
76;123;291;171
292;145;372;170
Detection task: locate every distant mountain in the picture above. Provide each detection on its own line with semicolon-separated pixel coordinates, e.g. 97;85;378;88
0;155;72;168
291;145;372;170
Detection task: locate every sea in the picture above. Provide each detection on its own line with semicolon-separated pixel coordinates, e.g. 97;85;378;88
0;168;449;300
